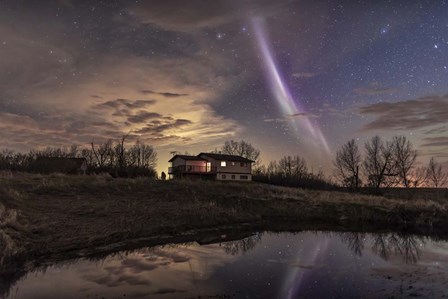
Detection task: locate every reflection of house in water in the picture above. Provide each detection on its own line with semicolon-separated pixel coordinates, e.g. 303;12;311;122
168;153;254;181
30;157;87;175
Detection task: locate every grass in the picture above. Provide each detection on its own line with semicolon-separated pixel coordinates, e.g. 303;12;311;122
1;172;448;288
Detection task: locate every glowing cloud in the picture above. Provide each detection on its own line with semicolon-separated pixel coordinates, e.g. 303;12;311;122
252;17;330;153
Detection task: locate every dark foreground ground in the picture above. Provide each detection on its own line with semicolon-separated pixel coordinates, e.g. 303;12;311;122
1;172;447;292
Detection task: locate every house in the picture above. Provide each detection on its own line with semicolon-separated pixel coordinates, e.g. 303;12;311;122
168;153;254;181
30;157;88;175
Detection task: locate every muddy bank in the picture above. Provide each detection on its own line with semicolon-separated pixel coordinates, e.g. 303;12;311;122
1;174;448;289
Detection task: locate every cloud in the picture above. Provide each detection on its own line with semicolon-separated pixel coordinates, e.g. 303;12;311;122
421;137;448;147
264;112;318;123
97;99;157;110
424;126;448;135
354;82;398;96
127;111;163;124
128;0;287;31
292;72;318;79
263;118;286;123
140;90;188;98
354;86;397;96
151;288;185;295
287;112;318;118
358;94;448;131
0;2;246;172
135;119;193;134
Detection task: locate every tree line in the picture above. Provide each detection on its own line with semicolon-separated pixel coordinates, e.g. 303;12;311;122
334;135;448;189
0;136;157;178
217;140;335;190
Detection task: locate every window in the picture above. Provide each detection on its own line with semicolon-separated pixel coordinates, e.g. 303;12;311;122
240;162;245;167
222;174;226;179
231;175;235;179
221;161;226;167
240;175;248;180
231;162;235;166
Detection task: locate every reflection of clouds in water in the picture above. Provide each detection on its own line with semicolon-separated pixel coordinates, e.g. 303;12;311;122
83;247;192;287
84;272;151;287
79;242;241;298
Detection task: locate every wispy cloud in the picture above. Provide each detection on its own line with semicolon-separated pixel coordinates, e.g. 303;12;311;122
354;82;398;96
128;0;286;31
292;72;318;79
421;136;448;147
140;90;188;98
358;94;448;131
287;112;318;118
354;86;397;96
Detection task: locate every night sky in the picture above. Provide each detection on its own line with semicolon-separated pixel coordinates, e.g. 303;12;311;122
1;0;448;174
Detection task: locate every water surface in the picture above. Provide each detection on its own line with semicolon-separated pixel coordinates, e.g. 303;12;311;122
4;231;448;298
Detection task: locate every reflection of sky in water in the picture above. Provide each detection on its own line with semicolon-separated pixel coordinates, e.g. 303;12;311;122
5;232;448;299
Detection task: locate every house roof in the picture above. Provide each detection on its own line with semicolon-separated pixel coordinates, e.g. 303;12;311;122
198;153;254;163
168;155;206;162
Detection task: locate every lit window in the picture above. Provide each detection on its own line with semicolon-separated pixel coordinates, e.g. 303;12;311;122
221;161;226;167
231;162;235;166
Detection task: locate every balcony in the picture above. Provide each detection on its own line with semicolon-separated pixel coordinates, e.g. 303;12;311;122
168;165;217;175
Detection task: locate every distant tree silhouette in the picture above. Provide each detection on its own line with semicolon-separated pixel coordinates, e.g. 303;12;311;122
253;155;335;190
391;136;417;188
217;140;261;168
426;157;448;187
363;136;395;188
334;139;361;189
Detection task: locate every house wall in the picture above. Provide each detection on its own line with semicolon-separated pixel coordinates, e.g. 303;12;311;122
171;157;185;168
218;161;251;174
200;157;251;174
216;173;252;181
199;156;252;181
171;157;206;167
186;160;207;167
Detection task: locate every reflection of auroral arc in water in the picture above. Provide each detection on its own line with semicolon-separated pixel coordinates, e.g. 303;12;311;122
252;17;330;153
280;237;331;298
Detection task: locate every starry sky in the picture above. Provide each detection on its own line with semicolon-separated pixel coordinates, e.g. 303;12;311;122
1;0;448;174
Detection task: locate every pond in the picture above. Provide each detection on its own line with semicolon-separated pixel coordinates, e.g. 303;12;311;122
3;231;448;299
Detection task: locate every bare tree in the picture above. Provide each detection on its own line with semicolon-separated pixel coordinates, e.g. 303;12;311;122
278;155;308;178
363;136;395;188
426;157;448;188
411;166;428;187
114;135;128;169
221;140;261;166
391;136;417;188
334;139;361;189
266;160;278;177
138;144;157;169
91;139;113;167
